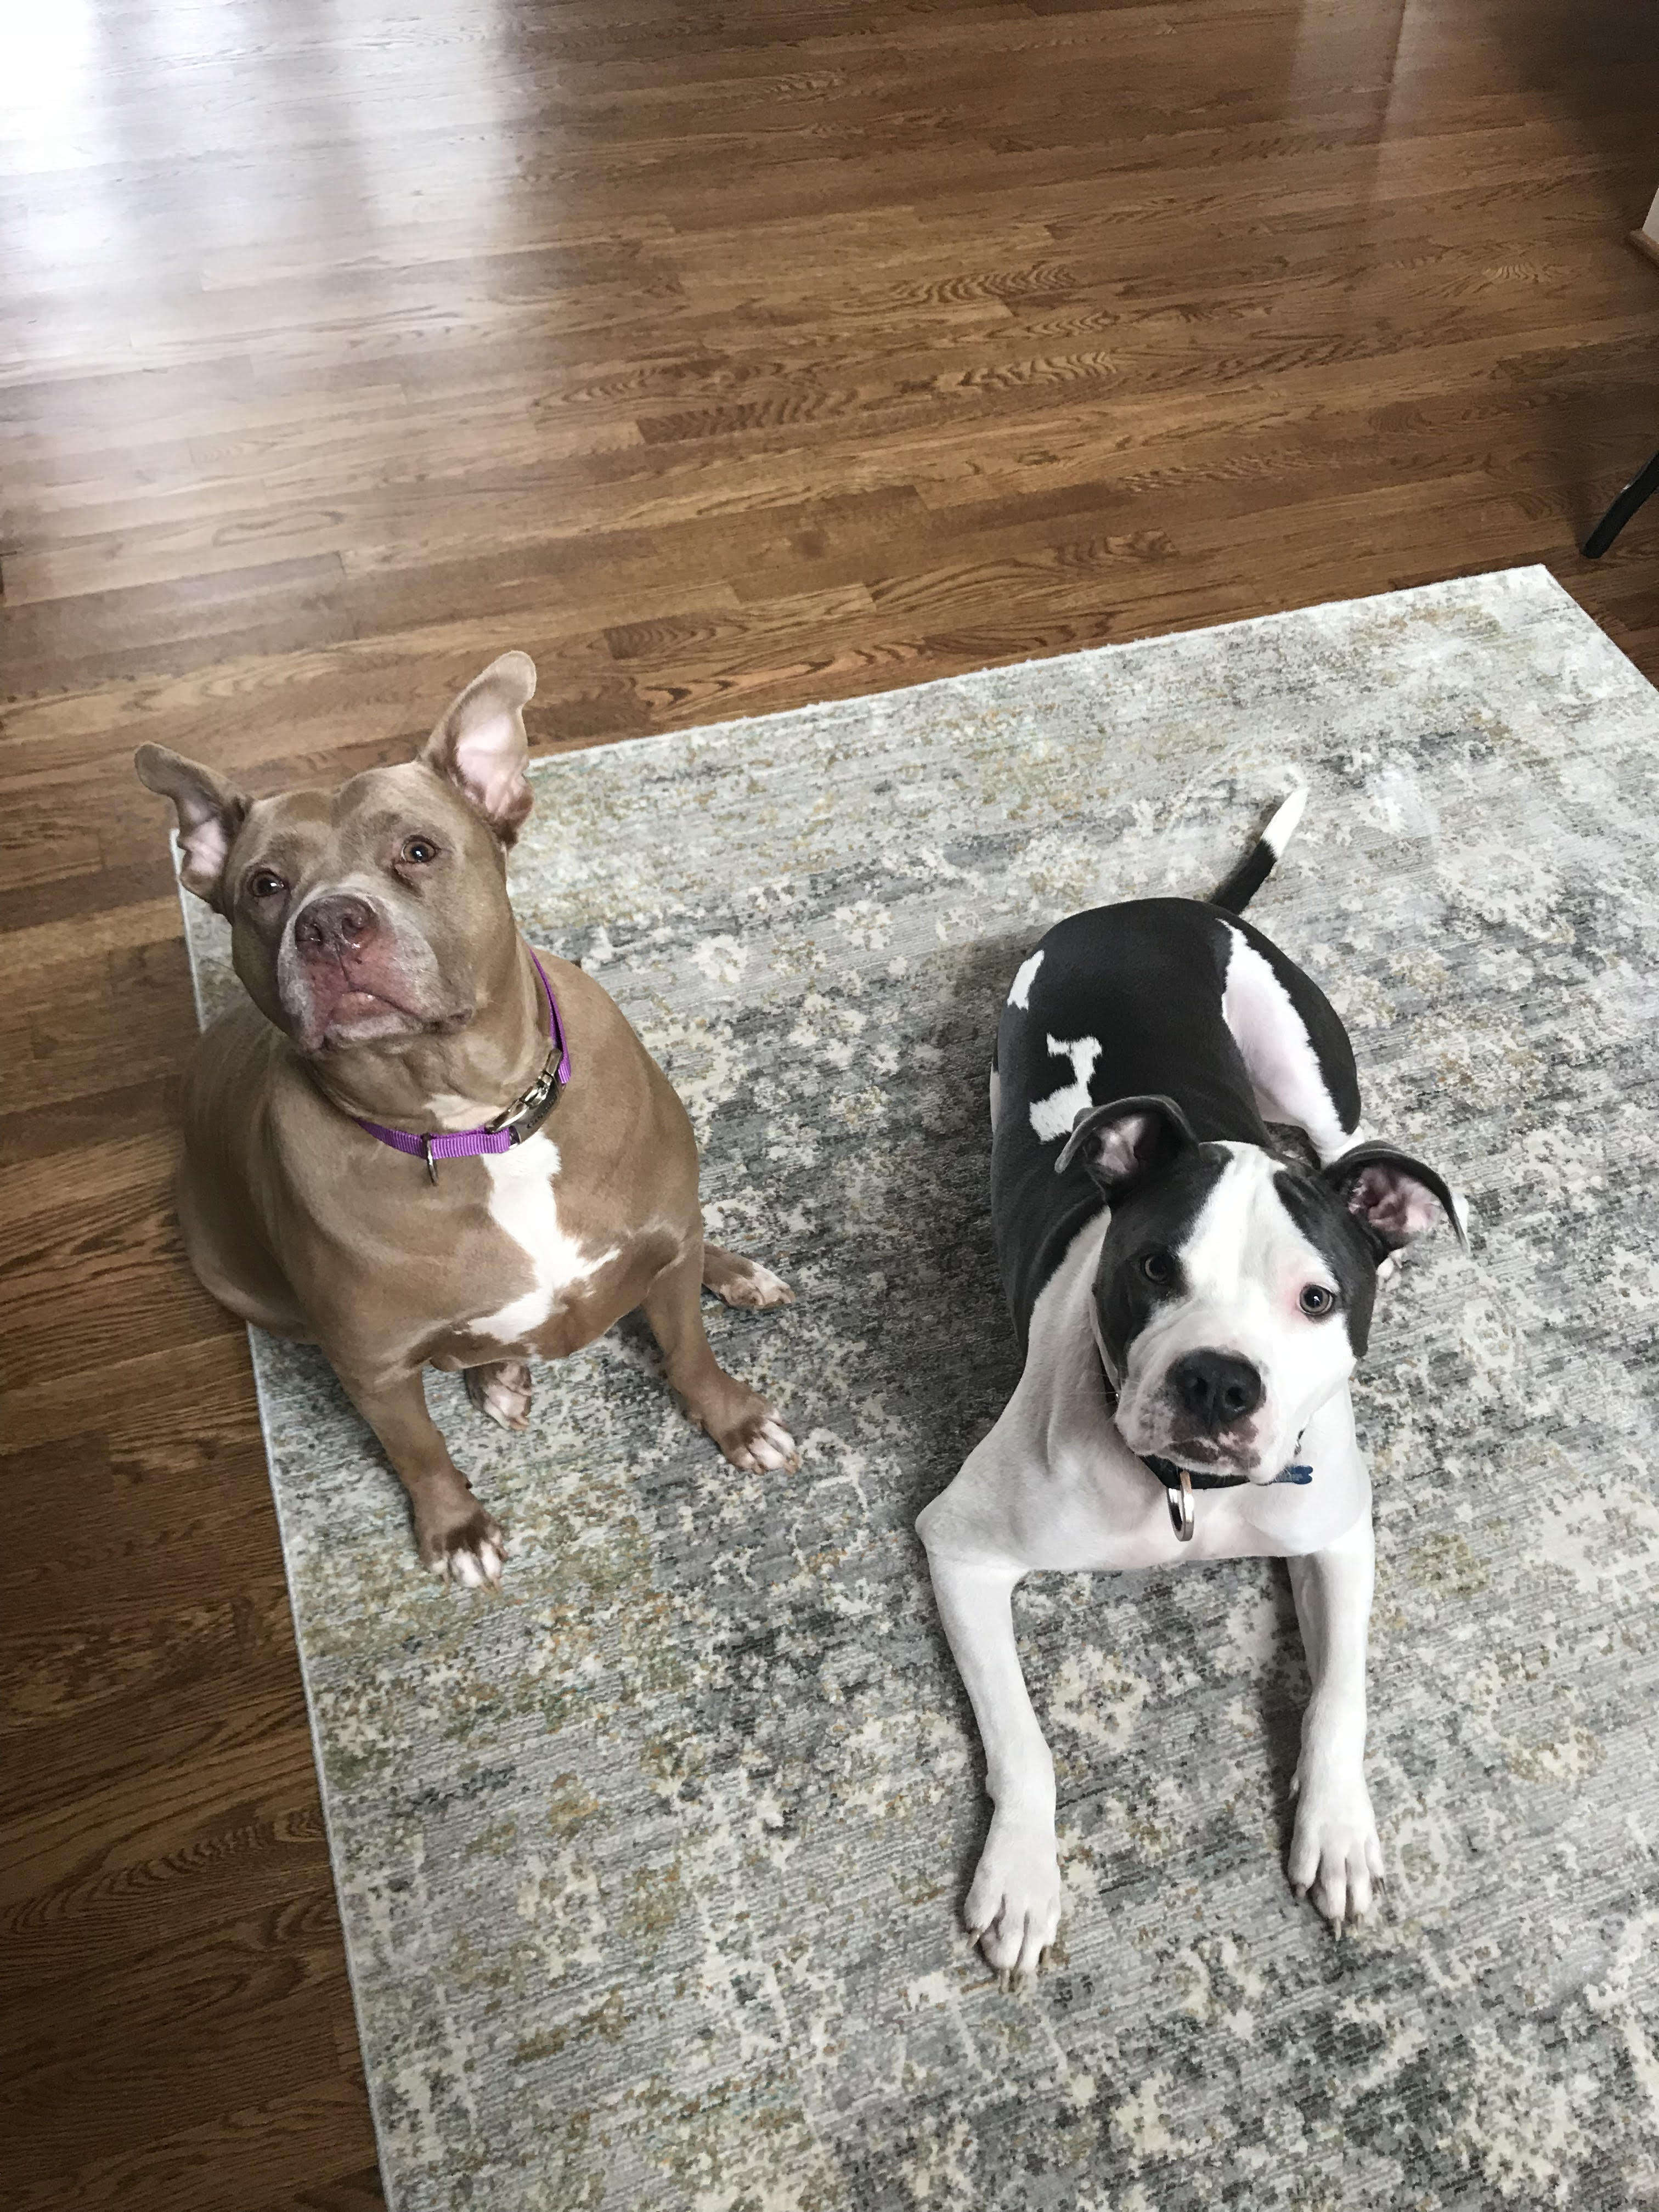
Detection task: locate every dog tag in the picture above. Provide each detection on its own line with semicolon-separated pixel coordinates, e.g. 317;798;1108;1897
1165;1469;1195;1543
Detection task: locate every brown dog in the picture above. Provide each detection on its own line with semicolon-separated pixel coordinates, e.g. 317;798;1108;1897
137;651;796;1586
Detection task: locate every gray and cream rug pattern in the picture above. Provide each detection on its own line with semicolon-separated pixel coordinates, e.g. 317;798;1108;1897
183;568;1659;2210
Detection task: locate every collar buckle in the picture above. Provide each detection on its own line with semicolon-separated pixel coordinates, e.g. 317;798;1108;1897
491;1047;562;1142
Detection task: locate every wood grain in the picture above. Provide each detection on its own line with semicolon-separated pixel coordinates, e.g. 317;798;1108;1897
3;0;1657;2204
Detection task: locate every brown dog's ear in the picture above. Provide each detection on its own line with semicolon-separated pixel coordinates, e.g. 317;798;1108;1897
420;651;537;845
134;744;249;909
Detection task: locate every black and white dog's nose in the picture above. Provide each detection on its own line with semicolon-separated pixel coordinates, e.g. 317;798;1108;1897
1169;1349;1263;1428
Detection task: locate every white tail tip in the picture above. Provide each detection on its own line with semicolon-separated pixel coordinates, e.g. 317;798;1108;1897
1262;785;1308;856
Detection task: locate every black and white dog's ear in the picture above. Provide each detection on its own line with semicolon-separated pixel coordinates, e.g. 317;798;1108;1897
1324;1143;1468;1253
1056;1094;1197;1196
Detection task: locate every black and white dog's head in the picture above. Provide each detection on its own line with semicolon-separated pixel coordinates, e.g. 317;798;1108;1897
1058;1096;1464;1481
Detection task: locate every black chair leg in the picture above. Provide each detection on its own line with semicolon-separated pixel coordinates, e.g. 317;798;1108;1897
1583;447;1659;558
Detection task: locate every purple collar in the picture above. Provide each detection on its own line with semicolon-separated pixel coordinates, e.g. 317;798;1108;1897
353;951;571;1182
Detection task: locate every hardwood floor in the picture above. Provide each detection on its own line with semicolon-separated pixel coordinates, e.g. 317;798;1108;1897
3;1;1656;2202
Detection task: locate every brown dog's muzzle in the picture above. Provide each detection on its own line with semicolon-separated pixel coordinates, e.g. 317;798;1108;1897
282;890;440;1050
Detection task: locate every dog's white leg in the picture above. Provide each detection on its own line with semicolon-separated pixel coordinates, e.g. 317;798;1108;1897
1285;1512;1384;1927
927;1554;1062;1975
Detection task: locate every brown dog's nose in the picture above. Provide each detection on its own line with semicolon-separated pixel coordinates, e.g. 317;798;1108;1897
294;893;376;955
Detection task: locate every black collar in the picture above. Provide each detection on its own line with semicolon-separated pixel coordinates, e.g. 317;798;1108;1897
1093;1342;1311;1543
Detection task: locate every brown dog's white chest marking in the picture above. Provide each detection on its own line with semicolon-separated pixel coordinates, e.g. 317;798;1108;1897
466;1132;620;1345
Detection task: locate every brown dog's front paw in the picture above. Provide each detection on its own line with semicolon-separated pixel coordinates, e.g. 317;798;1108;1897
708;1396;798;1476
701;1242;795;1311
464;1358;533;1430
419;1499;507;1588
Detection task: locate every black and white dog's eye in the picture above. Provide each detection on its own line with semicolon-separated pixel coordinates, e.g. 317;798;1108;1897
1300;1284;1336;1317
250;870;287;900
401;836;439;865
1140;1251;1174;1285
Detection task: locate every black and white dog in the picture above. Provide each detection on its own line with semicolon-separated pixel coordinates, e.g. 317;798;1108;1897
917;792;1463;1972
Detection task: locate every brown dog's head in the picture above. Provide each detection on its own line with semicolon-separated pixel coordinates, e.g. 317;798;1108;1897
136;652;537;1057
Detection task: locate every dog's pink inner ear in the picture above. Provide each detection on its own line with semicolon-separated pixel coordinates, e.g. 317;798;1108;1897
422;650;537;844
1344;1162;1444;1243
1059;1093;1194;1192
1088;1111;1156;1182
174;811;239;902
133;743;248;909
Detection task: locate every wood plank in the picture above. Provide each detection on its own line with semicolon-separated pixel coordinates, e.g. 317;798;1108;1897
9;2071;377;2212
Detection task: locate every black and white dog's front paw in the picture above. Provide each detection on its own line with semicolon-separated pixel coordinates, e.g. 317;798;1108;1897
964;1814;1062;1976
1288;1768;1384;1927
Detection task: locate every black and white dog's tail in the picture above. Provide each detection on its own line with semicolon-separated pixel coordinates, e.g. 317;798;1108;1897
1209;787;1307;915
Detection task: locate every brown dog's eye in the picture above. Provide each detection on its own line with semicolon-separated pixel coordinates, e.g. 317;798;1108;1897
1300;1284;1336;1317
1141;1251;1174;1285
401;836;439;866
249;870;287;900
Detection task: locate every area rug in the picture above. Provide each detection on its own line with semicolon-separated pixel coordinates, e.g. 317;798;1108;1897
180;566;1659;2211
